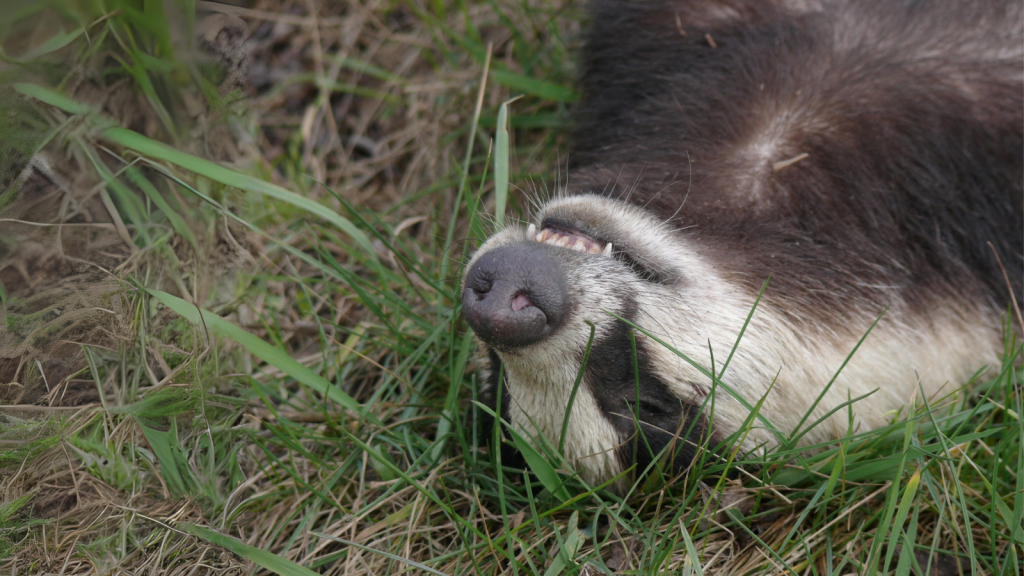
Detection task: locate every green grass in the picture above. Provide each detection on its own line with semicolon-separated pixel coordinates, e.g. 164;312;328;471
1;1;1021;575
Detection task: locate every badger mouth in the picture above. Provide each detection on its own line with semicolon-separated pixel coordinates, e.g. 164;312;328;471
526;223;612;257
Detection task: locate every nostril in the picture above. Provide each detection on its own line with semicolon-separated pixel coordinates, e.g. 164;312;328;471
471;279;492;297
511;293;533;312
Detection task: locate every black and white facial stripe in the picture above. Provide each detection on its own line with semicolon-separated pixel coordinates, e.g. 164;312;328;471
581;297;710;480
462;0;1022;491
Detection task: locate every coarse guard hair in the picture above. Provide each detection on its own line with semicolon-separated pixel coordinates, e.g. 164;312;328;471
461;0;1024;491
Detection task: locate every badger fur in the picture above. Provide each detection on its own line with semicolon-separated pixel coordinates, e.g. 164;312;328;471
461;0;1024;490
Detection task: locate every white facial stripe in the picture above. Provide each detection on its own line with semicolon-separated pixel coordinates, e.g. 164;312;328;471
502;355;626;489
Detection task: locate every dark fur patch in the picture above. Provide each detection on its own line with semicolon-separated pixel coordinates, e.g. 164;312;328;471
571;0;1022;324
480;348;525;469
584;298;710;480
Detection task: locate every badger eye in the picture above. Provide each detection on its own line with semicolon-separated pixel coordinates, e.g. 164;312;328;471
613;249;672;284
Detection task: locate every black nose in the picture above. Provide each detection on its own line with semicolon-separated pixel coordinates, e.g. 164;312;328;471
462;243;569;349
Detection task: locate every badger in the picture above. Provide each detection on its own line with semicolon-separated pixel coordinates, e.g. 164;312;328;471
461;0;1023;491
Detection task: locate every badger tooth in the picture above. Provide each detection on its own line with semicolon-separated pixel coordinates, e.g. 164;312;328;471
555;236;570;247
526;223;537;240
602;242;613;256
573;239;588;252
538;229;552;243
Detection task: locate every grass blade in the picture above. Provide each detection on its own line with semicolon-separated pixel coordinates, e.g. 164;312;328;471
147;289;376;424
4;27;84;62
559;322;595;455
678;519;705;576
475;401;571;502
493;97;514;229
182;523;319;576
491;70;578;102
312;533;452;576
884;466;922;571
717;276;769;380
440;44;490;284
102;127;377;262
127;166;199;248
786;307;888;448
0;494;34;522
542;512;583;576
138;422;197;497
12;82;94;115
430;333;474;463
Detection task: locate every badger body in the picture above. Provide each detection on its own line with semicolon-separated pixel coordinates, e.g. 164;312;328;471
461;0;1023;490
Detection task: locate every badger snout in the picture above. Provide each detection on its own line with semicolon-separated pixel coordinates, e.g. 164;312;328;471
462;243;569;349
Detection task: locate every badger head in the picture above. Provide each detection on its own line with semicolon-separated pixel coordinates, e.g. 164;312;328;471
461;192;1004;493
461;194;743;490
